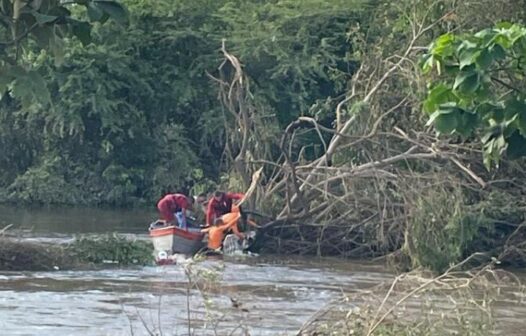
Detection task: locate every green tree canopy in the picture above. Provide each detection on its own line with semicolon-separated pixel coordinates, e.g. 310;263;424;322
422;23;526;168
0;0;368;205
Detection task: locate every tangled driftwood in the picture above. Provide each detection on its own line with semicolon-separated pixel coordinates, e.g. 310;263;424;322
211;4;526;268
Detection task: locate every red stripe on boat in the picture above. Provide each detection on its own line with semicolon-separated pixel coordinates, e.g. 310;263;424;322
150;226;203;240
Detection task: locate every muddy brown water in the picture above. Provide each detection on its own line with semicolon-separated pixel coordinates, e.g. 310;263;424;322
0;205;525;335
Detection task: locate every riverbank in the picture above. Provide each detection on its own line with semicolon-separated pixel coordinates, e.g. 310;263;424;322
299;265;526;336
0;235;153;271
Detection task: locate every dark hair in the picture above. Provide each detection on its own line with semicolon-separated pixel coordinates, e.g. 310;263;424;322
214;190;225;198
214;218;224;226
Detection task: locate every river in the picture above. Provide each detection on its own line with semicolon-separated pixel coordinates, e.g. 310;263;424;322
0;206;525;335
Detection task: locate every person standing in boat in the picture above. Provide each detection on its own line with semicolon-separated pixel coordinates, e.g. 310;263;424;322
205;190;244;227
157;193;194;229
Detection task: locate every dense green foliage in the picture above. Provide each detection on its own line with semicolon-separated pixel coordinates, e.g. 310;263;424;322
0;0;364;205
423;23;526;168
0;234;154;270
68;234;153;265
0;0;127;108
405;186;494;273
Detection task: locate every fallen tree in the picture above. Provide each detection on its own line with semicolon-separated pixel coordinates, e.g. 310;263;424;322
213;0;526;272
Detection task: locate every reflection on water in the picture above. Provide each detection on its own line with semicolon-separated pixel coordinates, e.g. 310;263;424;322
0;257;393;336
0;205;156;235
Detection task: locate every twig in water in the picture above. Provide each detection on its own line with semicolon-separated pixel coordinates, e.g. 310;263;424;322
0;224;13;235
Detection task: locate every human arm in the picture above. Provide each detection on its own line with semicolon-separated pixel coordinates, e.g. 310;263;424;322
216;213;244;239
227;192;245;201
233;227;244;240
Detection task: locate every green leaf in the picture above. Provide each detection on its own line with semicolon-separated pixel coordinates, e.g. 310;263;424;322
456;110;478;137
493;32;512;49
426;110;442;126
28;70;51;103
476;102;505;123
31;28;49;47
434;112;458;134
423;84;456;114
453;71;480;94
0;66;15;96
459;49;479;70
508;25;526;45
50;34;65;66
506;131;526;159
420;54;434;74
431;33;455;57
495;134;506;151
11;69;51;107
71;21;92;46
517;108;526;136
483;134;507;169
476;49;493;69
489;44;505;60
87;2;104;22
475;28;494;40
504;98;525;121
495;22;514;30
48;6;71;17
427;104;460;134
93;1;128;24
481;124;500;143
443;64;459;75
503;115;518;137
32;11;59;24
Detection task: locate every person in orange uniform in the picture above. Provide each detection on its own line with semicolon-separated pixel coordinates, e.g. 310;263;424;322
206;191;244;227
202;204;245;251
157;193;193;228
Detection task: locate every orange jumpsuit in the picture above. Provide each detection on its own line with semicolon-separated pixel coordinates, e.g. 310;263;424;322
201;205;244;249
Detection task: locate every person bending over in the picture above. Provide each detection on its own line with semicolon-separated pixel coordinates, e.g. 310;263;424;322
202;214;245;252
157;193;194;228
205;190;244;227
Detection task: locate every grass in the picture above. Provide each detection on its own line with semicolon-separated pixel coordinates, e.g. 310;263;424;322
0;233;154;271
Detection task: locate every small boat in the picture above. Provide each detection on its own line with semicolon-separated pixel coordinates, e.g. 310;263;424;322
149;220;205;261
150;169;263;263
149;208;260;263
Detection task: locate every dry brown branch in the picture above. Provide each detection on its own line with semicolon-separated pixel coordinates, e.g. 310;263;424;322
238;167;263;208
0;224;13;235
280;122;309;216
391;126;487;187
365;253;498;336
276;10;454;219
